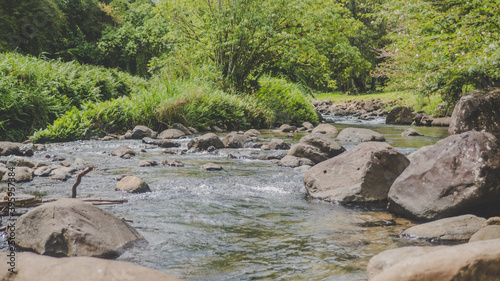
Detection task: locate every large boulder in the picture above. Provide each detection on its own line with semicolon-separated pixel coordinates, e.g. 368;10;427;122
222;132;252;148
299;133;345;158
368;239;500;281
16;199;144;258
158;129;186;139
449;88;500;139
337;128;386;142
304;142;409;203
0;252;181;281
6;156;35;168
388;131;500;221
401;214;486;244
115;176;151;193
470;225;500;242
131;126;157;139
386;106;415;125
311;124;338;135
187;133;224;151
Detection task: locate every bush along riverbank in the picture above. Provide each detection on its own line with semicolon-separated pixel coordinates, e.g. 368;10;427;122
31;76;319;143
0;53;147;142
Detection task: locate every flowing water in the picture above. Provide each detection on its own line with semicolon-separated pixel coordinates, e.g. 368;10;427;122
1;117;449;281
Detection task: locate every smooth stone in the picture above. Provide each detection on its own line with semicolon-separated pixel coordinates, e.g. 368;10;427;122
115;176;151;193
337;127;386;142
311;123;338;135
201;163;223;171
111;145;136;158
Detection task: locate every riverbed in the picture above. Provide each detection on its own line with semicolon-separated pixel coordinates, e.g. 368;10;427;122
1;117;449;280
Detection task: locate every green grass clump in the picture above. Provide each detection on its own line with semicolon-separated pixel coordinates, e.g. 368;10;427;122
0;52;147;141
255;76;319;126
31;76;318;142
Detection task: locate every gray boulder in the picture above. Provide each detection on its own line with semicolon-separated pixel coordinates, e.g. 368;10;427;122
388;131;500;221
111;145;136;158
1;167;33;182
261;138;291;150
187;133;224;151
34;166;53;177
368;239;500;281
470;225;500;242
158;129;186;139
0;141;33;156
337;127;385;142
299;133;345;158
302;122;315;130
401;214;486;243
279;124;296;132
16;199;144;258
449;88;500;139
278;155;315;168
170;123;192;135
244;129;260;137
311;124;338;135
131;125;157;139
304;142;409;203
0;252;182;281
386;106;415;125
222;132;252;148
50;167;77;181
6;156;35;168
116;176;151;193
287;143;327;164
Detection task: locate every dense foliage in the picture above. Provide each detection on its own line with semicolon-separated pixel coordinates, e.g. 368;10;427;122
0;52;146;141
378;0;500;104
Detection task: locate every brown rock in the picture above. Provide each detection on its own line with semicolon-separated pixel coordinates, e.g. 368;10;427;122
187;133;225;151
386;106;415;125
0;252;181;281
158;129;186;139
304;142;409;203
16;199;144;258
337;128;386;142
116;176;151;193
388;131;500;221
111;145;136;158
222;132;252;148
369;239;500;281
401;214;486;243
449;88;500;139
311;124;338;135
287;143;327;164
469;225;500;242
278;155;315;168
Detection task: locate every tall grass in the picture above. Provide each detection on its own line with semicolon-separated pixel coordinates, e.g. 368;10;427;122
0;52;147;141
31;77;318;142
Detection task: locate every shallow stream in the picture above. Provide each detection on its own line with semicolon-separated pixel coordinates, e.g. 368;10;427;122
1;117;449;280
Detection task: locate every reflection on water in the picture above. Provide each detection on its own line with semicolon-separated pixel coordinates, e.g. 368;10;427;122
1;117;448;281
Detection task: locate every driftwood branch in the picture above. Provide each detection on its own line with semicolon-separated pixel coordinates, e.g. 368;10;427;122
71;165;94;198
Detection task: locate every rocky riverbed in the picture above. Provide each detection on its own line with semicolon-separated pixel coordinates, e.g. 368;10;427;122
1;88;500;280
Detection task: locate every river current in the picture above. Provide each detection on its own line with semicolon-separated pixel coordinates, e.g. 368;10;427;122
1;116;449;280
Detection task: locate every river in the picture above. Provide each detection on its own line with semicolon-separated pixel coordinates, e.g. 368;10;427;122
1;117;449;280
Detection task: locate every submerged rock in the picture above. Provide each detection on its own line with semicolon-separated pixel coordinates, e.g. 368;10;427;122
401;214;486;244
401;128;423;136
16;199;145;258
116;176;151;193
161;159;185;167
388;131;500;221
304;142;409;203
138;160;158;167
201;163;223;171
337;127;385;142
0;252;182;281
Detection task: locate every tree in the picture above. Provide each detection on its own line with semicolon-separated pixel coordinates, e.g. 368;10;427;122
379;0;500;104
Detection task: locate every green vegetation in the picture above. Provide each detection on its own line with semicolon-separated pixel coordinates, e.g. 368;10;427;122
2;0;499;142
0;52;146;141
31;76;317;142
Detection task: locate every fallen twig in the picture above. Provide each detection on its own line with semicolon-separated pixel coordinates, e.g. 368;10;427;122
71;165;94;198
